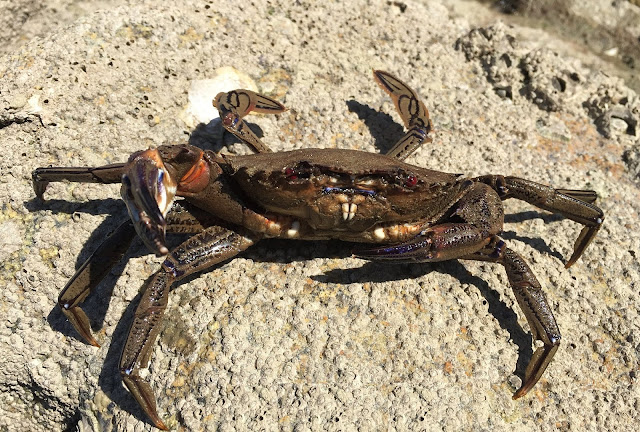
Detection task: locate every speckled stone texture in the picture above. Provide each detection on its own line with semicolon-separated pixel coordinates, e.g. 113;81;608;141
1;1;639;431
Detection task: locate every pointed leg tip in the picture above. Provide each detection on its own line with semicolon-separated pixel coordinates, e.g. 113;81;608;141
77;323;100;347
565;244;585;268
512;387;527;400
565;254;579;269
372;70;388;87
153;418;169;430
61;307;101;347
145;405;169;430
122;373;169;431
511;374;530;400
512;377;537;399
33;180;49;199
79;330;100;347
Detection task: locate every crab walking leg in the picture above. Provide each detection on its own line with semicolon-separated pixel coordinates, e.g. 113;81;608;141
356;182;503;262
57;203;214;346
462;237;561;399
119;225;258;430
475;175;604;267
32;163;126;198
372;70;434;160
163;202;214;234
58;220;137;346
355;222;493;262
213;89;287;154
361;230;561;398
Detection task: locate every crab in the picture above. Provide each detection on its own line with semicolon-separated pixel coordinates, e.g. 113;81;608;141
33;70;604;429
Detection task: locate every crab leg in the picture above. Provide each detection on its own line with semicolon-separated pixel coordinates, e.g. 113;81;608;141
213;89;286;154
358;230;561;398
119;225;258;430
356;182;503;262
34;161;136;345
56;203;215;346
462;236;561;399
356;222;492;262
373;70;434;160
33;163;126;198
356;183;562;397
475;175;604;267
58;220;136;346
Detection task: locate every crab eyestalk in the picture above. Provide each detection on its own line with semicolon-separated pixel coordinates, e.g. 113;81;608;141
121;149;177;256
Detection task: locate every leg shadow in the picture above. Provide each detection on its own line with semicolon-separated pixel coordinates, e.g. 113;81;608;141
313;258;533;382
188;118;267;153
346;99;404;154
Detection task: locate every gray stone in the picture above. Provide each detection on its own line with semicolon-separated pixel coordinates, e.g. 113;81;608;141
1;0;639;431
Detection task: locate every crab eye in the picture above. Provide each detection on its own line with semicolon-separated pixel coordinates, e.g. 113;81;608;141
404;175;418;188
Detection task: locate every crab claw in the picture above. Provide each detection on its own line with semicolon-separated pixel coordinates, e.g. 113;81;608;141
121;149;177;256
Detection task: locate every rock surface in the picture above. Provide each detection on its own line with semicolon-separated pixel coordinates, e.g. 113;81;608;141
1;0;639;431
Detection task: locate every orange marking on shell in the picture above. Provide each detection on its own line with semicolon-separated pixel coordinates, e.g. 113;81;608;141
178;153;210;194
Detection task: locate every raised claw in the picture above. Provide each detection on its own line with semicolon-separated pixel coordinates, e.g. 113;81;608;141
373;70;431;130
372;70;433;160
213;89;286;154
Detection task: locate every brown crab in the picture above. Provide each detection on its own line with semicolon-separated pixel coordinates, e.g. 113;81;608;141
33;70;604;429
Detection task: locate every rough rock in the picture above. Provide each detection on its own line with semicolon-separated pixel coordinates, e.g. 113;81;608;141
1;0;639;431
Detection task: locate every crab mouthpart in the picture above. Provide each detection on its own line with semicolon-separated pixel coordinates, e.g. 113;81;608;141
121;149;177;256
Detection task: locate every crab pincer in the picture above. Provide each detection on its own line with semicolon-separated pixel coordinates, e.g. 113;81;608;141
121;148;178;256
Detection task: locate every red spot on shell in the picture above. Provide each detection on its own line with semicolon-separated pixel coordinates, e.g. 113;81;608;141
285;167;297;180
405;175;418;187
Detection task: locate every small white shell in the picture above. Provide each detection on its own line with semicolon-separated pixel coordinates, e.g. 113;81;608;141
181;67;258;128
